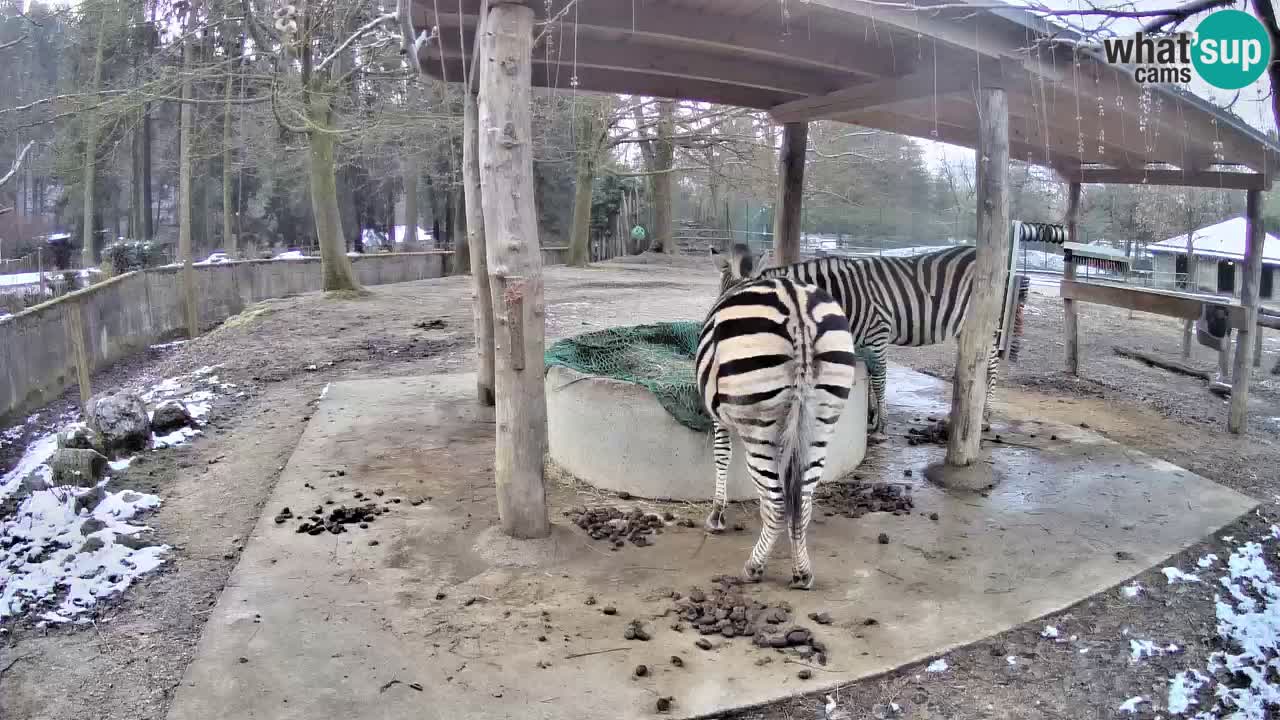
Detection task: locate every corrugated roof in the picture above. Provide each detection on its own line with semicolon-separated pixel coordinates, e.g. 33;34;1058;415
1148;218;1280;264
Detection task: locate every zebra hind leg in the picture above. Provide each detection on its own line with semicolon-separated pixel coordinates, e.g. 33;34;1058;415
705;423;731;533
788;492;817;590
984;336;1002;423
745;495;784;583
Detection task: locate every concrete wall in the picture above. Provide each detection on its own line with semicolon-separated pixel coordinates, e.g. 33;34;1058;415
0;252;463;424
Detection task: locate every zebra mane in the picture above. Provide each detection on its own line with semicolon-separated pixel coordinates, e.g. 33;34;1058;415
710;243;757;298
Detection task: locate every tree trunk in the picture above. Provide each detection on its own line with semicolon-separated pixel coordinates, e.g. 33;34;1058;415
463;90;495;405
81;9;108;268
653;100;675;254
141;105;153;240
944;87;1010;471
178;28;199;338
478;1;550;538
307;98;362;292
401;160;418;249
222;66;236;257
451;186;469;274
1228;190;1265;434
568;132;596;267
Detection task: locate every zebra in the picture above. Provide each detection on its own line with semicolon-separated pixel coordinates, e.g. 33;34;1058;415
714;245;1025;435
697;247;857;589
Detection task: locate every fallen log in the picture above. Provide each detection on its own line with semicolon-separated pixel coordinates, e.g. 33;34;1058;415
1112;346;1213;381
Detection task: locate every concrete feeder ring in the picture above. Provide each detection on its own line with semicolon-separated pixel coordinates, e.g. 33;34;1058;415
546;362;869;502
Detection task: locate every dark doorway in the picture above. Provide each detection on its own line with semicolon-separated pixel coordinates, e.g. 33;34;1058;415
1262;266;1274;299
1218;261;1236;294
1176;254;1189;288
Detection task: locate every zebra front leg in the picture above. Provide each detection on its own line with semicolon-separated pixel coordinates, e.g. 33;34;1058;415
984;336;1002;424
705;422;730;533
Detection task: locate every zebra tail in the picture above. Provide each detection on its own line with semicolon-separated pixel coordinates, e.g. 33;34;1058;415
778;377;815;537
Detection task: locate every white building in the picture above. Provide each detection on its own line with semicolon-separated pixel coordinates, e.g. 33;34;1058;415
1147;218;1280;300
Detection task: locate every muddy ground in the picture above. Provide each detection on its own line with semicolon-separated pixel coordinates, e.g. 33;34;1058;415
1;253;1278;720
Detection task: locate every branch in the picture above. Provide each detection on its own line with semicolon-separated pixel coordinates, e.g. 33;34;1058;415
0;34;27;53
0;141;35;189
1140;0;1235;32
315;12;397;75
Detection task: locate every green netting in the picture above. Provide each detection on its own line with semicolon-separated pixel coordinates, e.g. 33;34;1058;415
545;322;879;434
544;322;712;433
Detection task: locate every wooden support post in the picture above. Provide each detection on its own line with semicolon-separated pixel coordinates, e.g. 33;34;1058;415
1254;324;1264;368
37;246;45;298
463;87;496;406
478;0;551;539
1228;189;1265;434
773;121;807;266
1063;182;1081;375
944;87;1010;471
63;299;92;410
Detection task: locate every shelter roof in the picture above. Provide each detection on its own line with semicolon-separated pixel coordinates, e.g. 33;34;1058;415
413;0;1280;183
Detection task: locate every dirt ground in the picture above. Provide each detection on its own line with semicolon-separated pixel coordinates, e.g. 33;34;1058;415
2;253;1279;720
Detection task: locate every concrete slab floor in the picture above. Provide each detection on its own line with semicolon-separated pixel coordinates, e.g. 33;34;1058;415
166;369;1256;720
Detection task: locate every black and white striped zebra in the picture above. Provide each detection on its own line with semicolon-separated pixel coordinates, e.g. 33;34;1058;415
720;245;1020;435
696;249;857;589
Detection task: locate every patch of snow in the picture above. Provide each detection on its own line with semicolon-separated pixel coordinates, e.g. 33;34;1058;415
1041;625;1060;639
1162;567;1202;584
152;427;202;449
1130;639;1181;662
320;383;331;400
1198;554;1220;568
0;432;58;501
108;457;133;472
149;339;189;350
1118;696;1147;713
1122;582;1143;598
1006;655;1018;665
1167;669;1210;714
1;485;170;619
925;658;948;673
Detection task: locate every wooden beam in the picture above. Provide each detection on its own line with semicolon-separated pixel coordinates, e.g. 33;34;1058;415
1063;182;1081;376
769;68;971;123
463;88;494;406
1229;189;1265;434
426;54;805;110
1068;167;1271;191
478;0;550;539
773;122;807;265
1060;279;1248;327
946;86;1010;470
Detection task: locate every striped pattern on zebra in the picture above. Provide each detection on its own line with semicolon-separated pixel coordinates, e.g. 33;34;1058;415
725;245;1019;434
696;252;857;589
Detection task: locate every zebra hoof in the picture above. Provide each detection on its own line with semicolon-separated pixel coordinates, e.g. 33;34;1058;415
704;507;726;533
789;572;814;591
743;562;765;583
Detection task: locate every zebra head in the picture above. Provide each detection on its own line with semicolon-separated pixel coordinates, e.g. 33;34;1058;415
710;243;756;297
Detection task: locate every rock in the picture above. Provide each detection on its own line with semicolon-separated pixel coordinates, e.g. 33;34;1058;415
86;392;151;456
13;469;52;500
79;536;105;554
151;400;194;433
115;533;155;550
57;422;96;451
695;638;712;651
877;532;890;545
670;655;683;668
656;697;672;712
797;669;812;680
808;611;833;625
74;486;105;515
50;448;109;487
80;518;107;535
634;664;648;677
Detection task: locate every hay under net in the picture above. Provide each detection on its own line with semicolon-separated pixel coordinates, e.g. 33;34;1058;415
545;322;712;433
545;322;875;434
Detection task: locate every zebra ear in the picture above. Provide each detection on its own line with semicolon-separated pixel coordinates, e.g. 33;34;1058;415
729;243;753;279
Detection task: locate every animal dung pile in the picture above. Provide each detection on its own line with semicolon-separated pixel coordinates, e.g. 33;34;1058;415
564;506;670;548
287;502;389;536
906;417;991;445
669;579;829;665
815;481;913;518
